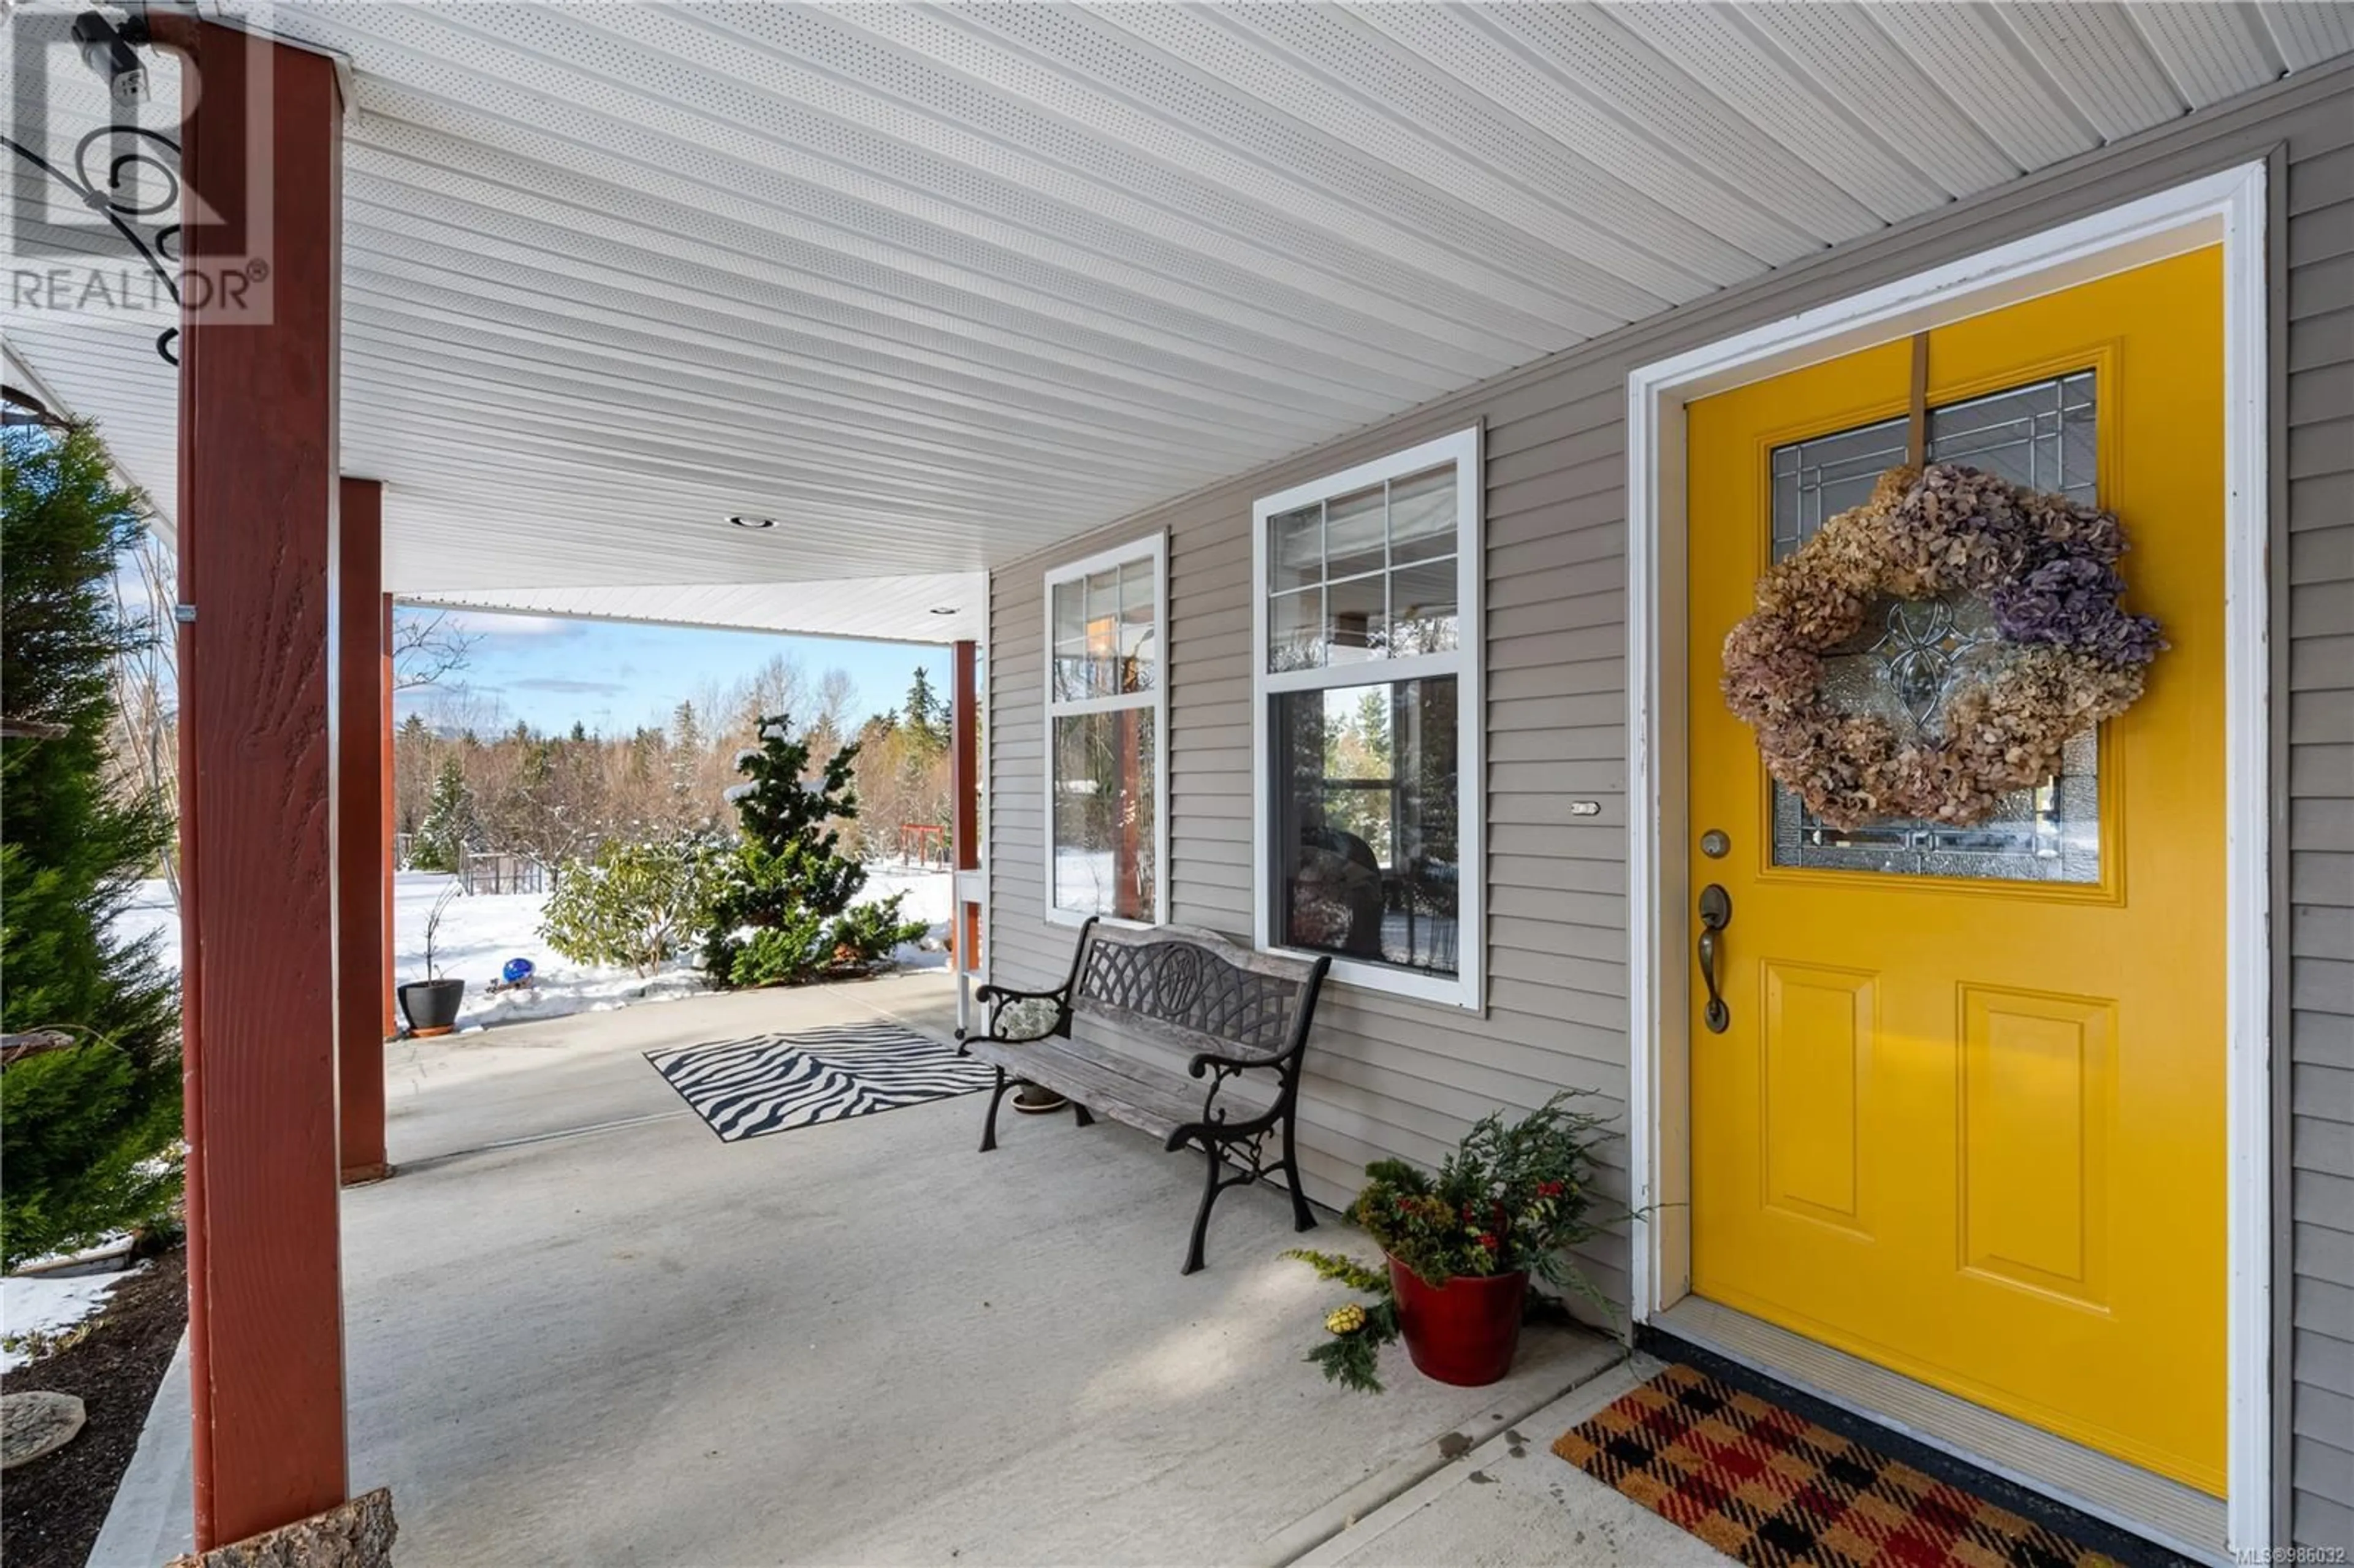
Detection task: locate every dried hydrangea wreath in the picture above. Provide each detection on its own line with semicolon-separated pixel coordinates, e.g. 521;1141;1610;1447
1720;462;2165;830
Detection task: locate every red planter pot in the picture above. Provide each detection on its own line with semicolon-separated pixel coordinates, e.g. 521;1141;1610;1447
1386;1257;1528;1387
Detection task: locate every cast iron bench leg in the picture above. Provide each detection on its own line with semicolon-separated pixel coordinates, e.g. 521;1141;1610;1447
979;1066;1013;1154
1282;1117;1316;1233
1182;1141;1224;1276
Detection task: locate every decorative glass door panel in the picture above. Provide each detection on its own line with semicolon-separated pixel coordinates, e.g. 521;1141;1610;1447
1769;371;2102;883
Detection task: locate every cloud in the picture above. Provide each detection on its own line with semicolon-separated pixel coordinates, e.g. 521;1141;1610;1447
506;677;628;695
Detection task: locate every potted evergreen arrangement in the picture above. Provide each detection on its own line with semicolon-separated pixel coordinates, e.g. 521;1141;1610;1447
397;884;467;1036
1288;1092;1625;1391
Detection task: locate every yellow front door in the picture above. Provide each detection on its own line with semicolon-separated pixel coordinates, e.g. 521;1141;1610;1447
1685;248;2227;1494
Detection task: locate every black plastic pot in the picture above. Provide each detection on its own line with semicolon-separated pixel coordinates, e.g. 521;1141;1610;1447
397;978;466;1035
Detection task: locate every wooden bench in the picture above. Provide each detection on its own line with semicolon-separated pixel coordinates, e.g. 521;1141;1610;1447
959;918;1331;1274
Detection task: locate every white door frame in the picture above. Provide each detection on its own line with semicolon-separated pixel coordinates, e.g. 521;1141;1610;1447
1622;161;2271;1551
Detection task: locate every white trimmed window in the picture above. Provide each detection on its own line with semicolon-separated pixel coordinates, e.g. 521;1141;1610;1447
1043;533;1168;926
1252;428;1483;1008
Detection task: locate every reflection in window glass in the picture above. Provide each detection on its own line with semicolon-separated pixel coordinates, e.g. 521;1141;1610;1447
1388;465;1456;561
1266;463;1461;672
1271;504;1322;593
1047;543;1162;921
1270;586;1325;672
1053;556;1157;699
1119;560;1156;690
1387;557;1457;655
1052;707;1156;921
1051;579;1086;701
1327;573;1385;665
1324;484;1387;579
1271;678;1458;978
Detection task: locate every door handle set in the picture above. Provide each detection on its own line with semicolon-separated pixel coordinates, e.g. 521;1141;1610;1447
1697;883;1732;1033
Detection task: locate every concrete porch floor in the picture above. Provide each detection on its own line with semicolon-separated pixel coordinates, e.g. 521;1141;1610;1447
108;972;1726;1566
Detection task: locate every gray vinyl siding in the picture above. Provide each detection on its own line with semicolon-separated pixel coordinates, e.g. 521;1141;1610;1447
983;63;2353;1543
2285;80;2354;1553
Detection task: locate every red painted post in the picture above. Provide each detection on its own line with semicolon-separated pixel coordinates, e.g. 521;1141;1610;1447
177;20;349;1548
381;591;396;1043
951;640;981;971
338;479;389;1185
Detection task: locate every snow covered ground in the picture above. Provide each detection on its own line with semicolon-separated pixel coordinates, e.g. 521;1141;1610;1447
110;863;958;1033
0;1262;143;1372
847;863;960;933
395;872;709;1029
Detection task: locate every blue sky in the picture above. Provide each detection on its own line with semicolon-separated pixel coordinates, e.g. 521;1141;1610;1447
396;607;947;737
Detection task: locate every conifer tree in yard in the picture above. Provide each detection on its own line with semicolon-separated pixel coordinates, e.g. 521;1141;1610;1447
0;423;183;1269
904;666;944;752
670;701;702;782
411;756;476;872
701;712;928;988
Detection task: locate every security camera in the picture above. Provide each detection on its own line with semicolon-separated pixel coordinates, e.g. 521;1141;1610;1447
71;10;147;106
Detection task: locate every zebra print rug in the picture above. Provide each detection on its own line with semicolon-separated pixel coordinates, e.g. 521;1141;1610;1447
647;1021;994;1143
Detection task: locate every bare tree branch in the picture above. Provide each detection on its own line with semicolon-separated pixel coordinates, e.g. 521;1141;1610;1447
394;609;481;692
105;529;180;904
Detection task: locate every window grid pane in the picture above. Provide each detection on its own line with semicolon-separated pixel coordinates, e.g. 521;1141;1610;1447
1119;558;1156;693
1266;464;1459;672
1325;571;1387;666
1270;585;1325;672
1388;465;1457;563
1324;484;1387;580
1051;580;1084;702
1049;553;1159;704
1271;504;1323;595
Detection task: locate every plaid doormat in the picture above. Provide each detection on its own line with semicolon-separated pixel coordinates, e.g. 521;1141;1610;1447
1552;1364;2119;1568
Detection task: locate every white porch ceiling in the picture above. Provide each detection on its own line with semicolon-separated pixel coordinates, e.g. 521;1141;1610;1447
6;1;2350;641
409;573;988;645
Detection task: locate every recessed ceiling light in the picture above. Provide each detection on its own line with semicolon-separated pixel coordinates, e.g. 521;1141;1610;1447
728;514;775;530
929;606;959;616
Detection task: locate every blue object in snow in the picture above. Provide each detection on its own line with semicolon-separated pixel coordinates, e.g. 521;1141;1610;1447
501;957;535;986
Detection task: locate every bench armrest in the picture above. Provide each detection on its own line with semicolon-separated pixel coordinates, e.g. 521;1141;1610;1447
1177;1048;1297;1140
958;1029;1036;1057
961;984;1072;1055
1186;1048;1286;1079
974;982;1067;1006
